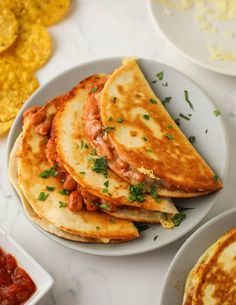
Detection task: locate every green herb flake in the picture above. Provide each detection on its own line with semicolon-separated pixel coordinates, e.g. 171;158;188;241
128;182;145;203
172;212;186;226
188;135;195;144
143;114;150;120
213;109;221;117
108;116;113;121
174;118;181;126
152;79;157;84
150;98;157;104
79;171;86;175
46;186;55;192
92;157;108;178
162;212;168;221
39;164;58;179
113;97;117;103
162;97;172;105
142;136;147;141
96;226;100;231
42;137;49;144
162;82;168;87
213;174;219;182
156;71;164;81
146;148;152;152
153;235;159;241
87;155;93;161
59;201;67;208
205;129;208;134
184;90;193;109
135;223;150;233
99;204;112;211
165;134;174;140
102;188;109;193
167;124;173;129
90;87;98;93
104;181;109;188
117;118;124;123
38;192;49;201
150;185;161;203
179;113;190;121
91;148;97;155
188;114;192;117
58;189;70;196
103;126;115;134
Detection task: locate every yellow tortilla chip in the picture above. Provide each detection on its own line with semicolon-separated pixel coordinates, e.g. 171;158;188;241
0;9;18;53
0;56;39;91
0;119;14;136
13;22;52;71
12;0;71;26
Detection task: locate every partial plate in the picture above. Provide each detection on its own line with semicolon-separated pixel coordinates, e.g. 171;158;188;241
0;227;54;304
160;207;236;305
7;57;228;256
148;0;236;76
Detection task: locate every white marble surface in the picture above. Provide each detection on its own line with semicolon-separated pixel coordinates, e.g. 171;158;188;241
0;0;236;304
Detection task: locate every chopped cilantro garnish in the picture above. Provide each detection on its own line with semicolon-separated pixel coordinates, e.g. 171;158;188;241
174;118;181;126
167;124;173;129
150;98;157;104
38;192;49;201
43;137;49;144
59;201;67;208
146;148;152;152
96;226;100;231
172;212;186;226
92;157;108;178
188;135;195;144
142;136;147;141
150;185;161;203
99;204;112;211
104;181;109;188
102;188;109;193
128;182;145;203
91;148;97;155
156;71;164;81
135;223;150;233
162;213;168;221
103;126;115;134
143;114;150;120
162;97;172;105
58;189;70;195
165;134;174;140
81;140;88;149
113;97;117;103
213;174;219;182
188;114;192;117
213;110;221;117
108;116;113;121
205;129;208;134
90;87;98;93
46;186;55;191
152;79;157;84
39;164;58;178
117;118;124;123
184;90;193;109
162;82;168;87
179;113;190;120
87;155;93;161
153;235;159;241
79;171;86;175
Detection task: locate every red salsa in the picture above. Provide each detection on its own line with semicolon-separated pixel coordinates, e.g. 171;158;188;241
0;247;36;305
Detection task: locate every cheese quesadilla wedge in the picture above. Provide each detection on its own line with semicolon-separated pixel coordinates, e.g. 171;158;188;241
99;58;222;195
182;228;236;305
16;94;139;242
53;75;178;215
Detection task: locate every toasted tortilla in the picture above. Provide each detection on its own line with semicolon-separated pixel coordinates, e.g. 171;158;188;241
100;58;223;193
53;75;178;214
182;228;236;305
15;96;139;242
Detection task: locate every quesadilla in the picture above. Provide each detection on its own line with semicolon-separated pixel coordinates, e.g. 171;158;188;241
15;94;139;242
182;228;236;305
53;75;178;215
92;58;222;196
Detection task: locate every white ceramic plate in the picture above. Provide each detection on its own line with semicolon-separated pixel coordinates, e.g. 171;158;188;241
160;207;236;305
148;0;236;76
0;227;53;304
7;57;228;256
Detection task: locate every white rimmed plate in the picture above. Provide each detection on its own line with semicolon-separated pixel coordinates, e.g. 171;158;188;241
7;57;228;256
0;227;53;304
160;207;236;305
148;0;236;76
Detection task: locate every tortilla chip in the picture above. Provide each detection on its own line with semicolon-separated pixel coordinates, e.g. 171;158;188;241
0;9;18;54
13;22;52;71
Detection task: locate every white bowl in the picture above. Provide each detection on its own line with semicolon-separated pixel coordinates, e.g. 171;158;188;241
160;207;236;305
0;227;54;305
7;57;229;256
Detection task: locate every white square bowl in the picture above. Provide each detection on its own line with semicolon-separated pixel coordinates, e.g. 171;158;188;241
0;227;54;305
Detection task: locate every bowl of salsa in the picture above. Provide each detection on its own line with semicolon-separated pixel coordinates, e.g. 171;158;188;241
0;227;53;305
